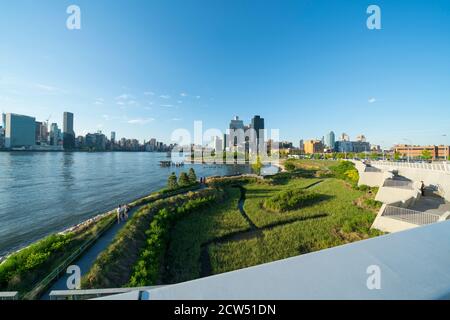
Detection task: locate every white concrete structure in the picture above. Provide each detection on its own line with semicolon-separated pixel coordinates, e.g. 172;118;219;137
88;221;450;300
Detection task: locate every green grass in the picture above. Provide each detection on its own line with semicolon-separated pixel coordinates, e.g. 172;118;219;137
0;212;115;299
243;178;324;227
209;178;382;275
82;188;221;289
164;187;250;283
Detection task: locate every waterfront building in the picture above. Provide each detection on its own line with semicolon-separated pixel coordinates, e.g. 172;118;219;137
63;112;75;150
111;131;116;144
304;139;324;154
356;134;367;142
299;140;304;153
85;132;107;151
352;141;371;153
35;121;48;145
394;144;450;160
0;126;4;148
340;133;350;141
4;113;36;149
335;140;353;153
325;131;335;150
250;115;265;153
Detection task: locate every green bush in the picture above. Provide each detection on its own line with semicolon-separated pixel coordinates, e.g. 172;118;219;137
178;172;191;187
263;188;322;212
128;195;217;286
167;172;178;189
330;161;359;184
188;168;197;183
364;198;383;210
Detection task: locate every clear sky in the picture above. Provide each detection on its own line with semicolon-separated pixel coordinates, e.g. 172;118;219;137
1;0;449;148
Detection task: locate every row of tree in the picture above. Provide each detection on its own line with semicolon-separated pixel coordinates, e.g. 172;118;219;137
167;168;198;190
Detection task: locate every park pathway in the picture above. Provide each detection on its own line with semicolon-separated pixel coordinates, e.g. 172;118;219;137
40;185;205;300
40;207;141;300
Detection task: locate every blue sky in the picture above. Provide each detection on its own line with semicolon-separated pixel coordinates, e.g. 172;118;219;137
1;0;449;148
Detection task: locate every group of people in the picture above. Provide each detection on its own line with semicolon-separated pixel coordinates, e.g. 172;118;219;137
116;204;130;223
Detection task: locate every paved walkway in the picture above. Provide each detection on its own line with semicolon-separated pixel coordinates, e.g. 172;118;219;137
410;195;450;216
41;184;205;300
41;207;140;300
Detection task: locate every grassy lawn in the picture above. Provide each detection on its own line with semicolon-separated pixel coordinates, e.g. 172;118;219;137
164;187;251;283
209;178;382;275
243;177;325;227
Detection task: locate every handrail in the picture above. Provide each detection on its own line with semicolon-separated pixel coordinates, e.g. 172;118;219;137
23;184;202;300
0;291;19;300
382;205;440;225
22;215;116;300
49;285;166;300
371;161;450;172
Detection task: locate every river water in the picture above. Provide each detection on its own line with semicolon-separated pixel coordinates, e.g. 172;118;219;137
0;152;252;257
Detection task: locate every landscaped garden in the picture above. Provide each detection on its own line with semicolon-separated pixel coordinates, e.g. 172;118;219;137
82;160;383;288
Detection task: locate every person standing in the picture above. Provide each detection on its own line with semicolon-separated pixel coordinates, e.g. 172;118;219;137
116;205;122;224
420;181;426;196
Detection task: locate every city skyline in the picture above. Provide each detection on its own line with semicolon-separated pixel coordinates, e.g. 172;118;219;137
1;1;450;148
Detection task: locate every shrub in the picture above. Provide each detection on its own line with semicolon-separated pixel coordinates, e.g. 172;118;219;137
128;195;217;286
188;168;197;183
284;161;296;172
178;172;191;187
263;189;322;212
364;199;383;210
167;172;178;189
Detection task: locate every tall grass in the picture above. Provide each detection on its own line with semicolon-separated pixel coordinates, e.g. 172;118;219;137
82;188;221;289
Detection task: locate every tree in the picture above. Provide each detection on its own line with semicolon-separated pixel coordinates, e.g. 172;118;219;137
188;168;197;183
394;151;401;161
252;156;263;175
178;172;191;187
421;149;432;161
167;172;178;190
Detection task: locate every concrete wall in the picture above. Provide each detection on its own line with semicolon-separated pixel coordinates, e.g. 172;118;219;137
371;162;450;202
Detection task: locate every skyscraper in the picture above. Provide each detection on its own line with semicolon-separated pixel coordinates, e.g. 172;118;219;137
251;115;265;149
63;112;75;149
325;131;335;150
5;113;36;149
111;131;116;144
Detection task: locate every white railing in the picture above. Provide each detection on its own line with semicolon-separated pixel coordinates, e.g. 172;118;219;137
371;161;450;172
382;205;440;225
382;179;414;189
0;292;19;300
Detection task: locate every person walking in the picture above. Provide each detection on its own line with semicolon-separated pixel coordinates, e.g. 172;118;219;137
116;205;122;224
124;204;130;220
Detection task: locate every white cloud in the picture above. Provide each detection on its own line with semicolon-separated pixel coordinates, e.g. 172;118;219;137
34;83;66;94
160;104;174;108
115;94;135;100
144;91;155;96
180;92;188;97
160;95;171;99
177;100;183;104
127;118;155;125
171;118;182;121
368;97;376;103
196;95;201;99
94;98;104;105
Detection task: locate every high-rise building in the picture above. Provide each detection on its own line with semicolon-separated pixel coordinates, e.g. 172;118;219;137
250;115;265;153
356;134;366;142
325;131;335;150
299;139;304;153
340;133;350;141
5;113;36;149
63;112;75;149
111;131;116;144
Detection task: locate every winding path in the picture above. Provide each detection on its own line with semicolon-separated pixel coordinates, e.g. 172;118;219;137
40;186;203;300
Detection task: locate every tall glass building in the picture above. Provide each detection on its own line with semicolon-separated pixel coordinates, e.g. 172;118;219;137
325;131;335;150
5;113;36;149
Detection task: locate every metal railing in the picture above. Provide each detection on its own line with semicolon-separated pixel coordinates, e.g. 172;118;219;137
382;179;414;189
22;215;117;300
382;205;440;225
0;292;19;300
371;161;450;172
49;285;165;300
365;166;382;172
